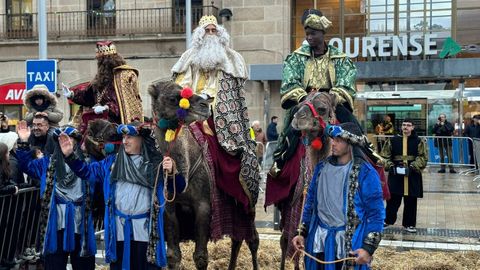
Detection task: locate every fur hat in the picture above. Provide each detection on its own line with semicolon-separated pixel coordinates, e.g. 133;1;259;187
23;84;57;109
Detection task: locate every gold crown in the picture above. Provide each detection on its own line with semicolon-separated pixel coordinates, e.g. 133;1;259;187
95;41;117;57
199;15;218;27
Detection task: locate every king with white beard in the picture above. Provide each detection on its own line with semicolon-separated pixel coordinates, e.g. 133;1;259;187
171;15;260;250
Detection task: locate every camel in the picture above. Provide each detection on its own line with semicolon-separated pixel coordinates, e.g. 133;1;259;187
270;91;338;270
148;81;212;269
149;81;260;270
83;119;120;161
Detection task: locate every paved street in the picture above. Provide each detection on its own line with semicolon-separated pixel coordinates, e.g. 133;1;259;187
255;166;480;249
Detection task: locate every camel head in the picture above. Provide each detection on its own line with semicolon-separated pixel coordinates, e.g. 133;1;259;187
292;91;337;161
84;119;120;160
292;91;337;134
148;81;212;124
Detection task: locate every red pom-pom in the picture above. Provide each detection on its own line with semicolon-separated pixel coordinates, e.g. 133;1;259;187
181;87;194;99
311;137;323;150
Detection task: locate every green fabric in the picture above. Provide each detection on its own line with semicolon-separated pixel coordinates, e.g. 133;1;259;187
280;44;357;104
273;45;357;169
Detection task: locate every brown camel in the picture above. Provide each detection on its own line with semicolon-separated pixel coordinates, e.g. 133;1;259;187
149;81;212;270
149;81;260;270
272;91;337;270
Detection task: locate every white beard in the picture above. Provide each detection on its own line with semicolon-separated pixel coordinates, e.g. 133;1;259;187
191;35;228;71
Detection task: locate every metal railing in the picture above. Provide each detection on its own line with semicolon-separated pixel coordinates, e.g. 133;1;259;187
0;6;218;40
0;187;40;267
374;135;477;170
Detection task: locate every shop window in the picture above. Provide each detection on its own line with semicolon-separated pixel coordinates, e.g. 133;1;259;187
291;0;341;49
0;105;23;127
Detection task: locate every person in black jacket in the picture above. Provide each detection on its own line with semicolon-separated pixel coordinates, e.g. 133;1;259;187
464;115;480;167
267;116;279;142
432;113;456;173
0;142;19;195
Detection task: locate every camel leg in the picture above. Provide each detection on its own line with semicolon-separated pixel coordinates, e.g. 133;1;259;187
280;232;287;270
247;228;259;270
164;205;182;270
193;201;210;270
228;239;242;270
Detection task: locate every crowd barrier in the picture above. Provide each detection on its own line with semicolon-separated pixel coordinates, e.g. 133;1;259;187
471;139;480;187
0;187;41;267
374;135;477;171
262;141;277;172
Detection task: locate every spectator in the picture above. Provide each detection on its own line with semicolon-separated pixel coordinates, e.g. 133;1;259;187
252;120;267;165
24;84;63;128
0;142;19;195
0;113;25;185
28;114;55;155
375;115;394;152
464;115;480;166
432;113;456;173
267;116;279;141
0;112;18;152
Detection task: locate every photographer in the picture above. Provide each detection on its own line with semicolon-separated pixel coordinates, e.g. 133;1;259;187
432;113;456;173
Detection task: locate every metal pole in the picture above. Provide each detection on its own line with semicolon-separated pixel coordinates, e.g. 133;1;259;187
185;0;192;49
38;0;47;59
459;79;465;135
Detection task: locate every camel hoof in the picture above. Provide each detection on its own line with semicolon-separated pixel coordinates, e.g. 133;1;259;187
193;252;208;270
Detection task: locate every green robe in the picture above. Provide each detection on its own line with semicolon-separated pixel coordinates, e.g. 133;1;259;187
280;44;357;110
273;44;357;168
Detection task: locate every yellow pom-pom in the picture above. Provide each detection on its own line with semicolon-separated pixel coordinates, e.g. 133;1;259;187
179;98;190;109
165;129;176;142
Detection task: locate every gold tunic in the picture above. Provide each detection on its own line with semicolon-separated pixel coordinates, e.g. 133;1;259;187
303;54;333;91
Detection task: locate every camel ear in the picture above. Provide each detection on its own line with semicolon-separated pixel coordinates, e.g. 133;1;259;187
148;83;160;101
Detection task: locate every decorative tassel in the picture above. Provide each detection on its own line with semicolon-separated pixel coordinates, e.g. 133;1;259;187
179;98;190;109
157;118;169;129
165;129;176;142
176;108;188;120
311;137;323;150
181;87;194;99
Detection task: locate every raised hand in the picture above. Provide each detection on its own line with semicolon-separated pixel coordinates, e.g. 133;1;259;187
58;133;74;156
61;83;73;98
16;120;31;142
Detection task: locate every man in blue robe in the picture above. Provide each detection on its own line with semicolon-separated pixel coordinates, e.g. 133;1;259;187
16;121;96;270
58;121;185;270
292;122;385;270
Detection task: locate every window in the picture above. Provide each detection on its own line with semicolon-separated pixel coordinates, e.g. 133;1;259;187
172;0;203;33
6;0;33;38
87;0;116;36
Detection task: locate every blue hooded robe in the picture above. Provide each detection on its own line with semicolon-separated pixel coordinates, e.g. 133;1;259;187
302;158;385;270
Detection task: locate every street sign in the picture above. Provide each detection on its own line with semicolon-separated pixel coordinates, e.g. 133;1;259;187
25;59;57;92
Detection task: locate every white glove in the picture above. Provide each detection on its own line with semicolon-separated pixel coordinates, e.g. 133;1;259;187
61;83;73;98
93;105;109;114
199;93;211;100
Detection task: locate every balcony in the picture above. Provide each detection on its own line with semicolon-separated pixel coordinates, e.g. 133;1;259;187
0;5;218;40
